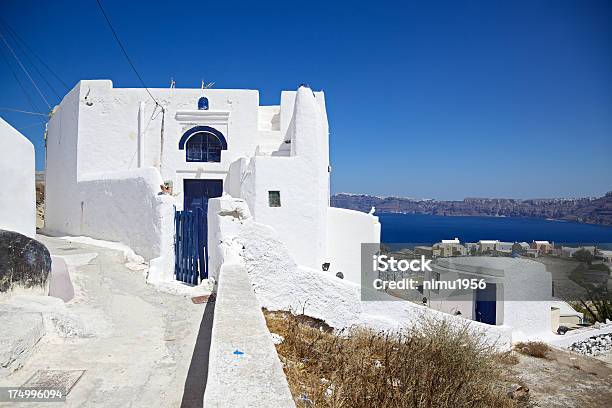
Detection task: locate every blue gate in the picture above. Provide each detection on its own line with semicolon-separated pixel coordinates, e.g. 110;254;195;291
174;208;206;284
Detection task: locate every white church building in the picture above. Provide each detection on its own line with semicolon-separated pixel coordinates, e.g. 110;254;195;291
44;80;380;284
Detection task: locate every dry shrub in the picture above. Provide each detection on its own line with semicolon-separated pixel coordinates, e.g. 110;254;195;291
513;342;551;359
495;351;520;366
265;310;516;408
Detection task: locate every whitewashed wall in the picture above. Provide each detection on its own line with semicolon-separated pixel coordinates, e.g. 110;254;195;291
45;85;81;236
77;168;174;260
327;207;381;285
0;117;35;238
72;80;278;207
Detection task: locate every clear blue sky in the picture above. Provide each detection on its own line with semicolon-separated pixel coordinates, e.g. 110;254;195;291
1;0;610;200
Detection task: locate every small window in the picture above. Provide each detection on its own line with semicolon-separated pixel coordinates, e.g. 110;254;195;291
268;191;281;207
198;97;209;110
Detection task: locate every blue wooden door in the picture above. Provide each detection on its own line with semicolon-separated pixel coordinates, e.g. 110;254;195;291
183;179;223;279
475;283;497;325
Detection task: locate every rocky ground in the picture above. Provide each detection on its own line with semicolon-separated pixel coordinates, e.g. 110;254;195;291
0;235;210;407
568;333;612;357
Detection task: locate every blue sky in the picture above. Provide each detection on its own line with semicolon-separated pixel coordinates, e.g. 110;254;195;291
1;0;610;200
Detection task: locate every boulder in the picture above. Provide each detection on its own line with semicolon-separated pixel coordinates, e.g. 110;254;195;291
0;229;51;294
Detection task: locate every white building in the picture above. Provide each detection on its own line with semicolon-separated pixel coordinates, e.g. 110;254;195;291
478;240;498;253
44;80;380;284
495;241;513;253
433;238;466;257
426;257;564;340
0;117;36;238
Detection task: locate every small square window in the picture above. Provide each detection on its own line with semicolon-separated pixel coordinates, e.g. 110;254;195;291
268;191;281;207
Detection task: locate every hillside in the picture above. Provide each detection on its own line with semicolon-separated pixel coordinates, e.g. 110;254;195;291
331;192;612;226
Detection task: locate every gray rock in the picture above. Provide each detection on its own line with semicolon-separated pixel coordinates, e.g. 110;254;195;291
0;230;51;293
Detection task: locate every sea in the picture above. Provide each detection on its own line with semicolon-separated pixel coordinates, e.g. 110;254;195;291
378;213;612;247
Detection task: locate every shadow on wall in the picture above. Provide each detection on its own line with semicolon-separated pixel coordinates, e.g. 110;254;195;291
180;299;216;408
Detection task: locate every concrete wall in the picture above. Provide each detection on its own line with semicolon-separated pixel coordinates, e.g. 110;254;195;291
0;117;35;238
327;207;380;284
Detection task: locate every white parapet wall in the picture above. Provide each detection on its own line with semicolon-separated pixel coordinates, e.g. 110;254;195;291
0;117;36;238
203;261;295;408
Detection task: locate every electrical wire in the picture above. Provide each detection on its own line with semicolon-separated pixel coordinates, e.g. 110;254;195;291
0;20;64;99
0;29;51;110
95;0;161;109
0;107;47;116
0;17;70;91
0;47;46;124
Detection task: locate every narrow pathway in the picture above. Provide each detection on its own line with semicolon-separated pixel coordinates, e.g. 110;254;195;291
0;235;209;407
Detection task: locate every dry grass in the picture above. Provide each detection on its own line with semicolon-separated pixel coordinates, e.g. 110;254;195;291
265;310;518;408
513;342;551;359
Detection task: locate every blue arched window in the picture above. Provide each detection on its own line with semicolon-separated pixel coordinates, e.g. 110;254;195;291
198;97;209;110
179;125;228;163
186;132;222;162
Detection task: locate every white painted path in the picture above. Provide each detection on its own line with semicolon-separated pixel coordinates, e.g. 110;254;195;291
0;235;212;408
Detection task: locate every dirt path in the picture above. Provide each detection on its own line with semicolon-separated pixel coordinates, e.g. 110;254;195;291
0;235;210;408
509;348;612;407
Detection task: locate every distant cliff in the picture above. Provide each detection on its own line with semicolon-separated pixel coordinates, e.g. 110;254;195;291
331;192;612;226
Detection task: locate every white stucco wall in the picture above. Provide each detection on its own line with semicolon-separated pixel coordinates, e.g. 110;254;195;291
327;207;380;284
76;168;174;260
0;117;35;238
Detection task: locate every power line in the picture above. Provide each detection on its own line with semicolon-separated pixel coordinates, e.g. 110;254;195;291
0;23;62;100
0;18;70;92
0;28;51;110
0;46;45;124
0;107;47;116
95;0;161;108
